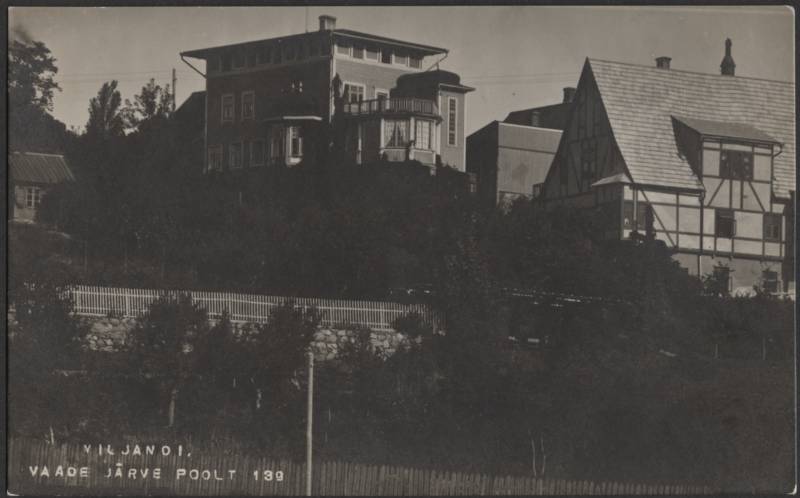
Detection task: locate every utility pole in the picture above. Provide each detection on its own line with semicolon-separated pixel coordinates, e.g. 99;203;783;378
172;68;177;113
305;350;314;496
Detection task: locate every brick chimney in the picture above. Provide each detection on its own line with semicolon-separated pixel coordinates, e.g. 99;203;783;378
720;38;735;76
562;87;576;103
655;56;671;69
530;110;541;127
319;15;336;31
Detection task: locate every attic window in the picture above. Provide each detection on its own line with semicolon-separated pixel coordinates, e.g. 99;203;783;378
720;149;753;181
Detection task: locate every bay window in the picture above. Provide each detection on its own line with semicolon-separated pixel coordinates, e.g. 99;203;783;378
415;119;432;150
384;119;410;147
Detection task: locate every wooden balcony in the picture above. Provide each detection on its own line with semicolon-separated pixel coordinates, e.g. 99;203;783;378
343;97;440;118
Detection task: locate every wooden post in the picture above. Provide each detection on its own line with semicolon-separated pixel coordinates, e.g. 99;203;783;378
306;350;314;496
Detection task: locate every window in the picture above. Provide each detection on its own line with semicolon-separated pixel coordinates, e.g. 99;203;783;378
344;83;365;104
290;80;304;94
532;183;543;198
381;49;392;64
310;40;319;56
394;53;408;66
415;119;432;150
623;201;648;232
257;45;271;64
715;209;736;238
221;94;235;122
269;128;284;163
251;139;265;166
720;149;754;180
297;42;306;60
207;57;220;73
375;90;389;100
762;270;779;293
289;127;303;158
207;145;223;172
221;54;232;72
232;52;245;69
241;91;255;120
336;43;350;55
366;47;379;61
711;266;731;296
447;97;457;146
273;46;282;64
24;187;42;208
409;56;422;69
285;44;295;60
229;142;243;169
352;45;364;59
246;51;257;67
384;119;410;147
764;213;782;242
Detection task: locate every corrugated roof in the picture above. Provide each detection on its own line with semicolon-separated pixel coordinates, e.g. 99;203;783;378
9;152;75;184
672;115;778;144
589;58;795;198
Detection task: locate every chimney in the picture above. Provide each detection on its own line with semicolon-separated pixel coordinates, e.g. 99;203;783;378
319;15;336;31
530;111;541;127
655;56;671;69
562;87;576;103
721;38;735;76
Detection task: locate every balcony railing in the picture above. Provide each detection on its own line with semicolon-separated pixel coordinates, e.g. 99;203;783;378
343;97;439;117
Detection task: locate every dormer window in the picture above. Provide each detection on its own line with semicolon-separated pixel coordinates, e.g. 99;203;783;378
720;149;753;180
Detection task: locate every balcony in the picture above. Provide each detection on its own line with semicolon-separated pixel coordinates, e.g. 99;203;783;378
343;97;440;119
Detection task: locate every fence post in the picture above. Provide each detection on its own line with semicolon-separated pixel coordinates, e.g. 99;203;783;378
125;292;131;317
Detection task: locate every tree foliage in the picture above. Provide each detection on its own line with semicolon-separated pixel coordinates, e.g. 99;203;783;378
86;80;127;139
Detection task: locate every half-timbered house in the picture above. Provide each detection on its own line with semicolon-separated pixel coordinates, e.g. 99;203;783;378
540;41;795;294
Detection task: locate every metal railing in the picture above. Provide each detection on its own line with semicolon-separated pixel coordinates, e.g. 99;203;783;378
343;97;439;117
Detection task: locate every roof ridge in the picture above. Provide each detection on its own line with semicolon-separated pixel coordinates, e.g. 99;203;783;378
11;151;65;158
588;57;794;85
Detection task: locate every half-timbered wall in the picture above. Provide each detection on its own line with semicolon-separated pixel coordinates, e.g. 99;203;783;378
542;68;626;229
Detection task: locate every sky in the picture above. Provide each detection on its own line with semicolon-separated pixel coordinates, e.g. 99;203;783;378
9;5;795;136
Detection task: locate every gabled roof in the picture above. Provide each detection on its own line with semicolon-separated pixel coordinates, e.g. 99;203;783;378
9;152;75;184
672;115;778;144
588;58;795;198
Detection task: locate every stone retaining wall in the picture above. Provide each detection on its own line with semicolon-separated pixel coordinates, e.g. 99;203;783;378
9;312;408;360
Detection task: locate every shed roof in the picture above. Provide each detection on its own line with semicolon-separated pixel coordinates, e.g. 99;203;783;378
672;115;778;144
9;152;75;184
588;58;795;198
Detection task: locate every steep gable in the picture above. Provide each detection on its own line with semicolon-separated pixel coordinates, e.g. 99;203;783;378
589;58;795;199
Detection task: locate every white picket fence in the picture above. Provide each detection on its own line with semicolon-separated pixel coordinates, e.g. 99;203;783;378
67;285;441;332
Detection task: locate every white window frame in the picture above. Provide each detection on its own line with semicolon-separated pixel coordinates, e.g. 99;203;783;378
336;43;351;56
25;186;42;209
241;91;255;121
393;53;409;66
352;45;365;59
365;47;380;61
447;97;458;146
251;139;265;167
343;82;366;104
415;119;432;150
207;145;223;172
229;142;243;169
289;126;303;159
409;55;422;69
221;94;235;123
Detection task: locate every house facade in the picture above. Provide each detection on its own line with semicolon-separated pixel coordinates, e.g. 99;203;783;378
8;152;75;224
180;15;473;174
466;87;573;207
540;42;795;294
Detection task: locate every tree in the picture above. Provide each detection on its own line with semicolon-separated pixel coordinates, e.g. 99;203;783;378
86;80;127;139
130;294;210;427
124;78;173;130
8;39;71;153
9;39;60;112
